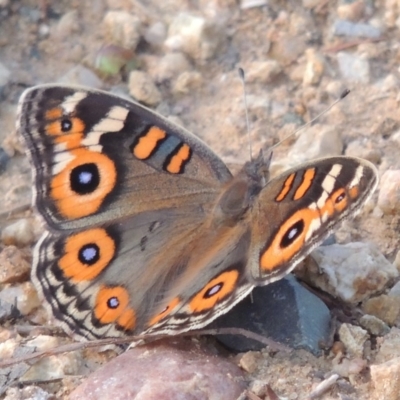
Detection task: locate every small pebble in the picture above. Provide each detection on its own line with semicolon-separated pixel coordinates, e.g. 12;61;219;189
129;70;161;106
333;357;367;378
245;60;282;84
55;10;80;39
1;219;35;247
0;282;40;315
370;357;400;400
0;245;30;283
144;21;167;46
4;386;52;400
360;314;390;336
103;11;142;50
389;280;400;297
239;351;261;373
303;48;325;85
338;323;368;358
154;52;191;83
333;19;382;38
363;295;400;326
240;0;267;9
337;0;365;21
166;13;224;62
21;335;84;382
337;51;371;83
269;34;306;66
173;71;202;94
299;242;398;304
377;170;400;214
375;328;400;363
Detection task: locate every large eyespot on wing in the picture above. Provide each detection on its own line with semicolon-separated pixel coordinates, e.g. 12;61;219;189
253;157;378;283
187;270;240;313
94;285;137;333
49;149;117;220
143;270;242;335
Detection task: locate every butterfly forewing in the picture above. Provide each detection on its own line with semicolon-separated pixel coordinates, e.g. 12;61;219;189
18;85;232;231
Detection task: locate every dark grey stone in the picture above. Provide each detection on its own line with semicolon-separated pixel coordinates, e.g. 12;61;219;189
211;275;332;355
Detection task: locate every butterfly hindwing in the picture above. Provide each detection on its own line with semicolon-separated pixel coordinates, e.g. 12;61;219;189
33;209;254;339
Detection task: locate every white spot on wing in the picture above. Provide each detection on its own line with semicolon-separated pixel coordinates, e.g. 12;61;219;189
53;151;75;175
309;202;317;210
54;142;67;153
305;217;322;241
81;106;129;150
61;92;87;114
320;211;329;223
317;164;343;208
316;192;329;209
349;165;363;188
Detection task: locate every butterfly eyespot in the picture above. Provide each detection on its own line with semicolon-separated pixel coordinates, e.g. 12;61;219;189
107;296;120;309
70;163;100;194
281;219;304;248
95;286;136;330
334;191;346;203
189;270;239;313
58;228;116;281
330;188;348;212
78;243;100;265
204;283;223;298
61;118;72;132
50;149;116;219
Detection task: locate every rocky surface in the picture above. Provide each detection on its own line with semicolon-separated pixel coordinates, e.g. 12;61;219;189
0;1;400;399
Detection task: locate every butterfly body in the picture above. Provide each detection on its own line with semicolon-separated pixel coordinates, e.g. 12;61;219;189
17;85;379;340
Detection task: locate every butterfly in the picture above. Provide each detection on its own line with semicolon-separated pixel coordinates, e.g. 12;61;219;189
17;84;378;340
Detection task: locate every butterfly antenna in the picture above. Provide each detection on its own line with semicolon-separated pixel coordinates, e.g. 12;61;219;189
269;89;350;152
238;68;253;161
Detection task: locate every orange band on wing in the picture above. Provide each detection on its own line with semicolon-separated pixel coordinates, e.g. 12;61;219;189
275;173;295;202
294;168;315;200
58;228;115;282
349;186;359;199
189;270;239;313
95;286;136;331
166;144;191;174
133;126;166;159
50;149;116;219
45;107;63;120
